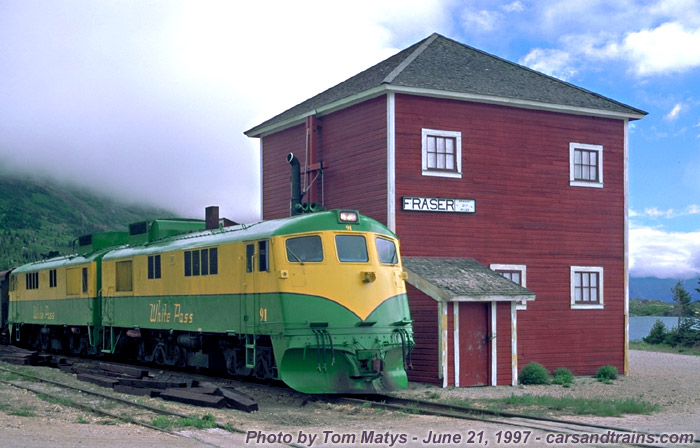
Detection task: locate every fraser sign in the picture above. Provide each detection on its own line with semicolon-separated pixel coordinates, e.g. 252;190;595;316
401;196;475;213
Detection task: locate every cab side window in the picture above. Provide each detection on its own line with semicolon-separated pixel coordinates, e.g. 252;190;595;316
376;237;398;264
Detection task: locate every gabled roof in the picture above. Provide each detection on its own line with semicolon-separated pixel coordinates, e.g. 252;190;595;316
403;257;536;302
245;33;646;138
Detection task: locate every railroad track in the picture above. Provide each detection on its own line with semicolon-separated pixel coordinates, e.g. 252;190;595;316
331;394;700;448
0;363;304;448
2;352;697;448
0;364;224;446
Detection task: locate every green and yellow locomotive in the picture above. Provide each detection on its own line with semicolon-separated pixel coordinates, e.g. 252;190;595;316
4;209;414;394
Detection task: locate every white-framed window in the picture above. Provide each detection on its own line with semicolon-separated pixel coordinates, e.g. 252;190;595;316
569;143;603;188
490;263;528;310
422;128;462;178
570;266;604;309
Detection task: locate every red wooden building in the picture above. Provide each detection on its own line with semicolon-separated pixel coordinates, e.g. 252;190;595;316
245;34;646;386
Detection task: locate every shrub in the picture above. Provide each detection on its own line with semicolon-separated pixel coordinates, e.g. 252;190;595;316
552;367;574;387
519;362;550;385
643;320;667;344
594;365;618;383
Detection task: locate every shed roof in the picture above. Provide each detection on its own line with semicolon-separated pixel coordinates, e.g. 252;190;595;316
246;33;646;137
403;257;536;303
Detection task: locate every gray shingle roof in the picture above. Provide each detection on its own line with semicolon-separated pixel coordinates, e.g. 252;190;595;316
246;33;646;137
403;257;536;302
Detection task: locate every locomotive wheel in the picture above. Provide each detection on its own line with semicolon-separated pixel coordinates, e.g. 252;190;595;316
254;346;275;379
224;347;252;377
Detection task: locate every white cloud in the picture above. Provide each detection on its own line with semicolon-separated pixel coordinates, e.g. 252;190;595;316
501;1;526;13
507;2;700;79
648;0;700;27
524;20;700;80
665;103;684;120
643;207;675;218
630;225;700;278
634;205;700;219
519;48;577;80
0;1;453;222
622;22;700;76
460;6;503;33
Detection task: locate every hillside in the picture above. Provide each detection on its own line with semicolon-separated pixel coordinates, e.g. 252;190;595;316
0;175;174;270
630;277;700;302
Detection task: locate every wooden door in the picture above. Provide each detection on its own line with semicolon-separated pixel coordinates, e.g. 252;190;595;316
458;302;490;386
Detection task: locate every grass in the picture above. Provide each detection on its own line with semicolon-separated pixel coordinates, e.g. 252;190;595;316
0;370;23;382
477;394;659;418
76;415;91;424
10;407;36;417
151;413;218;430
630;341;700;356
36;392;74;408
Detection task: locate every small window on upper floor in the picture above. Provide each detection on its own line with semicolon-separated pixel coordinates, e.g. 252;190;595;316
422;129;462;178
570;143;603;188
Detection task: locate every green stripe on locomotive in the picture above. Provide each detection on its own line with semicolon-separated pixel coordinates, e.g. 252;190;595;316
103;291;413;393
9;250;110;346
275;293;413;394
9;298;97;326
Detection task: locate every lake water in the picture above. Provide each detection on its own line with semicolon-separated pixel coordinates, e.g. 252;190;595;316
629;316;678;341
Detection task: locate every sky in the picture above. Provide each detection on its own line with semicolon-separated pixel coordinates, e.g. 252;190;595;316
1;0;699;280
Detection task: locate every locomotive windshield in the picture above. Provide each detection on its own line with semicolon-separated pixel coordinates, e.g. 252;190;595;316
335;235;368;263
286;235;323;262
376;237;398;264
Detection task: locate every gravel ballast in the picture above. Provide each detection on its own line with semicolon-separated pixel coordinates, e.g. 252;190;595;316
0;350;698;447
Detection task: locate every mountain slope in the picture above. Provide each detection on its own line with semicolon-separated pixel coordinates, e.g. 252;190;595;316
0;175;174;270
629;277;700;302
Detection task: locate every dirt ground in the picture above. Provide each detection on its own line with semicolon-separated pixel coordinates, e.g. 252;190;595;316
0;350;698;448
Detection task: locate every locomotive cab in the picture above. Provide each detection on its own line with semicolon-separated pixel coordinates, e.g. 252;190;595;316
266;210;414;393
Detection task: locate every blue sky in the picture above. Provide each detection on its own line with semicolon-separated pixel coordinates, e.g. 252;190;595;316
0;0;699;279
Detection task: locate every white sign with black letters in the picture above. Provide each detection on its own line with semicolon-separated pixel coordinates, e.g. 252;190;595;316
402;196;476;213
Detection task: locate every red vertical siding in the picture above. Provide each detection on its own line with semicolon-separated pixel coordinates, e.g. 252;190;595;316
405;284;440;385
394;94;625;376
261;125;306;219
320;96;388;222
260;96;388;222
